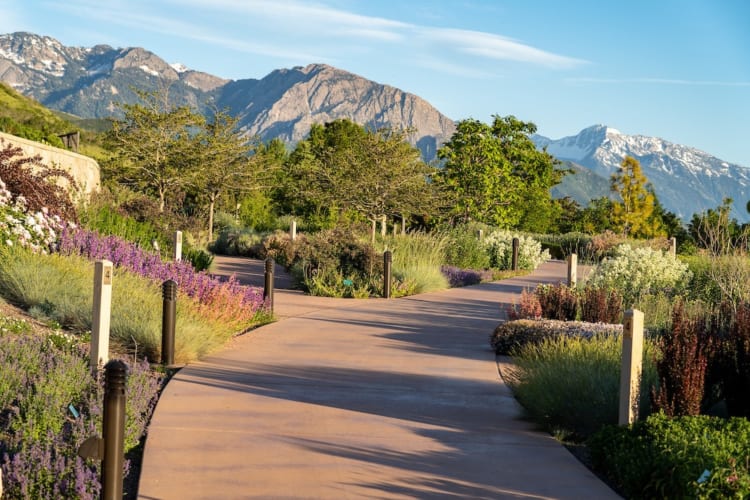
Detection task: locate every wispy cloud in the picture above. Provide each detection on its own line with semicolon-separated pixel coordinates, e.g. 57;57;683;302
567;77;750;87
418;28;587;69
42;0;584;74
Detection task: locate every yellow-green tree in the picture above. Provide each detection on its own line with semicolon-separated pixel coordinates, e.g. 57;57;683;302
610;156;664;237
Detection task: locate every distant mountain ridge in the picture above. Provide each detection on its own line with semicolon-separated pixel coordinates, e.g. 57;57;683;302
3;31;748;222
535;125;750;222
0;32;455;159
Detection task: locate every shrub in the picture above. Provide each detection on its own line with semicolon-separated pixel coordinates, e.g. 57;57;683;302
505;333;657;439
441;266;493;288
589;412;750;499
261;230;297;268
78;201;168;253
0;139;77;222
506;288;542;320
579;286;623;324
711;302;750;418
651;301;715;417
443;224;490;270
490;318;622;355
586;244;692;307
0;331;161;498
536;283;578;321
484;230;550;271
210;225;265;257
183;246;213;272
538;232;593;261
684;254;750;307
292;228;382;296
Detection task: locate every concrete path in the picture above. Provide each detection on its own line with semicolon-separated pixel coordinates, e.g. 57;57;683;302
138;259;619;499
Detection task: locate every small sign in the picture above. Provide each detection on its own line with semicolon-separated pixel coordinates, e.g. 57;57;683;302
103;267;113;285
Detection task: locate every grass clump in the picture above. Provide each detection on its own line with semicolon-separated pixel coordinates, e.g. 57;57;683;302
380;231;450;295
504;333;658;440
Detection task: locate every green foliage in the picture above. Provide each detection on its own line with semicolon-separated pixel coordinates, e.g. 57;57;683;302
78;200;167;251
537;232;593;261
443;223;491;269
106;89;206;213
283;119;436;230
183;246;214;272
484;230;550;270
0;82;74;149
589;412;750;499
683;253;750;307
586;244;692;306
505;333;658;440
210;224;266;257
688;198;748;256
436;115;564;228
379;231;450;295
290;228;383;296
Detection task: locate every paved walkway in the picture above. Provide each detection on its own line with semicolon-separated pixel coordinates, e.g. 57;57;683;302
138;259;619;499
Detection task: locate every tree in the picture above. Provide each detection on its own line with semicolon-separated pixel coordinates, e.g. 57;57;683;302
284;119;437;237
192;108;256;241
106;89;205;213
689;198;746;255
610;156;663;237
435;115;563;228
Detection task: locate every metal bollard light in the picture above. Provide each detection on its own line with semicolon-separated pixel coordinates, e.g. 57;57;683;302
383;251;393;299
161;280;177;366
264;257;275;313
102;360;127;500
511;237;520;271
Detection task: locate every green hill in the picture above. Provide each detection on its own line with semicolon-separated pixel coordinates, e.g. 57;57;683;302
552;160;612;206
0;82;109;158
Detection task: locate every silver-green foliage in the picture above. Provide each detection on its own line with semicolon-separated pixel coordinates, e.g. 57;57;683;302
506;333;658;439
484;230;550;270
587;244;692;307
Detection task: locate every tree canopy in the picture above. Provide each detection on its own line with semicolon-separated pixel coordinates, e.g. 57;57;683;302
283;119;437;234
435;115;563;229
610;156;664;237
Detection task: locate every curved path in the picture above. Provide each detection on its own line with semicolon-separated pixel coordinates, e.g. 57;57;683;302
138;258;618;499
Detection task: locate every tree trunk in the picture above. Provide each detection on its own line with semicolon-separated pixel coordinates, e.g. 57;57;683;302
208;194;216;243
401;215;406;234
370;218;376;245
158;187;166;213
380;215;387;237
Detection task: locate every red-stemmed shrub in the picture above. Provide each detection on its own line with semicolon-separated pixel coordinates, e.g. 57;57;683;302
506;288;542;320
651;301;714;416
579;286;623;324
536;283;578;321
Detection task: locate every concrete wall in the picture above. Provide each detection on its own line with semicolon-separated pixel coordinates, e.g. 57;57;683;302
0;131;100;197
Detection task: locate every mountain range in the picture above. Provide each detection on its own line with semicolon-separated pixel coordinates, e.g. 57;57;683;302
1;31;748;222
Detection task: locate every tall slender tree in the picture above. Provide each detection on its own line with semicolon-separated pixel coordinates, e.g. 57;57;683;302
610;156;663;237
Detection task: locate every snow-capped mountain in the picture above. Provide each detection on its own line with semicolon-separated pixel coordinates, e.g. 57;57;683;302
0;32;455;159
534;125;750;222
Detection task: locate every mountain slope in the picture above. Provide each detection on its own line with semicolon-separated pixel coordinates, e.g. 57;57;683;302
0;32;454;159
551;160;611;205
535;125;750;222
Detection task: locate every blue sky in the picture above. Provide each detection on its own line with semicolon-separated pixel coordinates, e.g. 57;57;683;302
2;0;749;166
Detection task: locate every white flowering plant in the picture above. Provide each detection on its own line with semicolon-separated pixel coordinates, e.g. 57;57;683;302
586;244;692;306
0;177;65;253
484;230;550;271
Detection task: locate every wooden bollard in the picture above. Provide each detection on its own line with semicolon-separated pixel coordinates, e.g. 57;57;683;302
619;309;644;425
173;231;182;261
567;253;578;287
